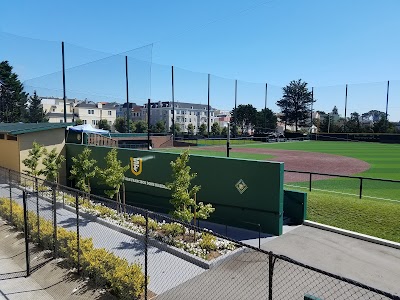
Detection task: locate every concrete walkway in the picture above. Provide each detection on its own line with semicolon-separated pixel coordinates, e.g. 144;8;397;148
261;225;400;296
0;184;204;295
0;220;113;300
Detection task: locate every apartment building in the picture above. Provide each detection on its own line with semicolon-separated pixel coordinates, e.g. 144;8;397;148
41;97;77;123
116;102;144;122
73;101;117;128
215;110;231;128
143;101;216;134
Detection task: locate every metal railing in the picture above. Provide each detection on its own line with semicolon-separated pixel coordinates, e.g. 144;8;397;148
284;169;400;200
0;166;398;299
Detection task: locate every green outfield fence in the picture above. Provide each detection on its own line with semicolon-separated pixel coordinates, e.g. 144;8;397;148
0;166;399;299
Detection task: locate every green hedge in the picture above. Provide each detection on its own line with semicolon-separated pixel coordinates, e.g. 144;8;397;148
0;198;146;300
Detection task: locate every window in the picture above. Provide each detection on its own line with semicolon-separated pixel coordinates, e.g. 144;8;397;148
7;135;17;141
189;118;191;122
83;120;87;124
108;111;112;116
59;119;63;123
189;111;192;115
109;121;112;125
88;109;94;115
52;108;56;112
0;134;4;140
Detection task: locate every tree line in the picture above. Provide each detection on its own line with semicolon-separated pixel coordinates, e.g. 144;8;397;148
0;61;48;123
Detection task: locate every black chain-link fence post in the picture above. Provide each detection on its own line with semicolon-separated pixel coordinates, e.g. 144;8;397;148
52;184;58;258
35;177;40;244
268;252;274;300
9;169;12;222
145;210;149;300
23;191;31;277
309;173;312;191
75;192;80;274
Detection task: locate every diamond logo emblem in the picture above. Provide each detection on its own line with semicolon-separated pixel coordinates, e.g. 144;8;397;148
235;179;248;194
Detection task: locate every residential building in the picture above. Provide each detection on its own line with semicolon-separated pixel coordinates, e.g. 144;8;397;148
41;97;77;123
215;110;231;128
116;102;144;122
143;101;217;134
73;101;117;129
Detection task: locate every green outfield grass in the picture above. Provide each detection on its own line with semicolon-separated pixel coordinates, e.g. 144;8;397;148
241;140;400;180
306;189;400;243
162;141;400;241
159;148;274;161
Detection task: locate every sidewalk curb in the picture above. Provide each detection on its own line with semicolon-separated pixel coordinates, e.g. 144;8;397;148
304;220;400;250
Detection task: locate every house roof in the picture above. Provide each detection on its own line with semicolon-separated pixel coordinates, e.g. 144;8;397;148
0;123;73;135
75;102;97;108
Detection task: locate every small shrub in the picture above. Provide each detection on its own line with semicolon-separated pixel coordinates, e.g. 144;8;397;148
199;233;217;252
0;198;145;299
130;214;146;226
161;222;184;237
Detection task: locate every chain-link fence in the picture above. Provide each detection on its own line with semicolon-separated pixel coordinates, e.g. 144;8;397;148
0;166;398;299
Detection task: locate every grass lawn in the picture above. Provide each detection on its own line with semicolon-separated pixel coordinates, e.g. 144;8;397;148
159;148;274;161
306;189;400;243
161;141;400;241
241;140;400;180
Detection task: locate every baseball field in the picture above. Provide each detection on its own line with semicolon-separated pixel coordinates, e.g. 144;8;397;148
160;140;400;243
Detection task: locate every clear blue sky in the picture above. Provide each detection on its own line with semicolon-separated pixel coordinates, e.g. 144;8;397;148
1;0;400;120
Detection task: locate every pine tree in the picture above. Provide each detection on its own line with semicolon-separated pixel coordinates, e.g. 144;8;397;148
276;79;315;132
0;61;29;123
28;91;48;123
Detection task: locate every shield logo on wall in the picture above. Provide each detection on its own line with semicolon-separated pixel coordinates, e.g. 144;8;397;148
130;157;143;176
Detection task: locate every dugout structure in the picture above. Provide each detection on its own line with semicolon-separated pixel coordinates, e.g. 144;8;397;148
66;144;307;236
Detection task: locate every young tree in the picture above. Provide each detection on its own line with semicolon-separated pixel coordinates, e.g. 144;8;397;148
152;120;166;133
22;142;44;177
211;122;221;136
0;61;29;123
98;119;111;130
69;147;97;194
41;148;65;183
199;123;207;136
255;108;277;133
230;104;257;134
170;123;181;134
114;117;127;133
166;150;215;224
97;148;129;211
221;126;228;136
134;120;148;133
187;123;195;135
28;91;48;123
75;119;84;125
276;79;315;132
